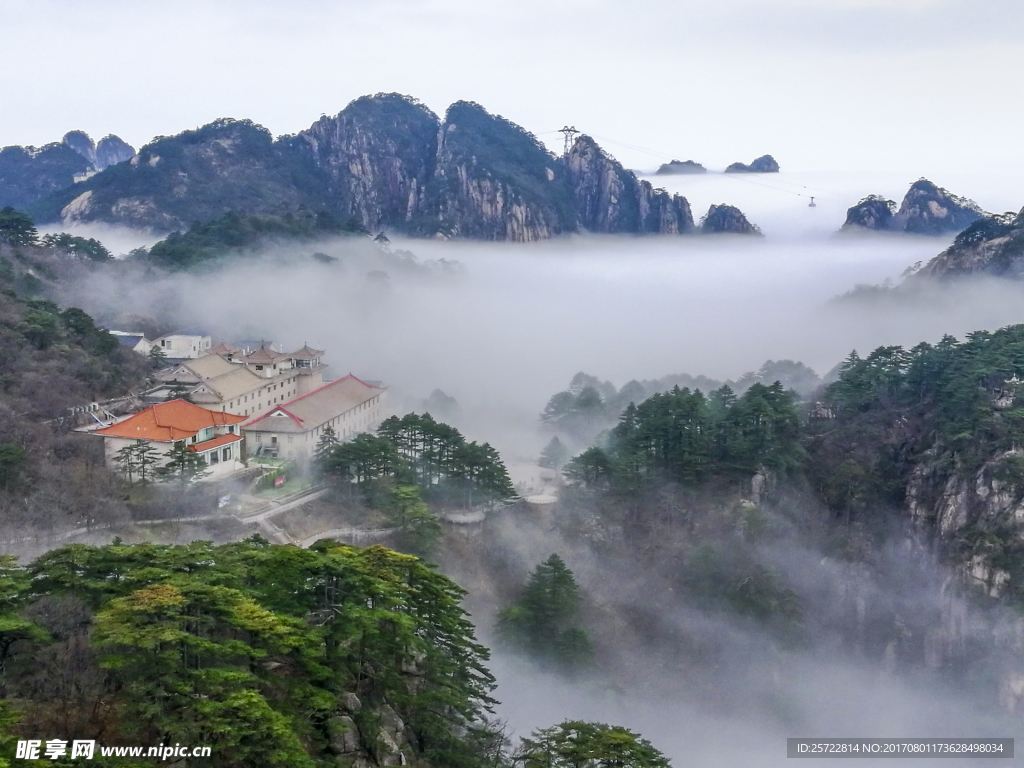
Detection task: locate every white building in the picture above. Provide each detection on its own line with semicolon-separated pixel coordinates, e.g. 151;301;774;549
152;332;212;360
242;375;387;465
92;399;247;482
147;344;327;418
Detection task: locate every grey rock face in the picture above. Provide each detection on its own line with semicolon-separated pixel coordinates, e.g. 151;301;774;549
893;178;985;235
328;715;361;754
566;136;694;235
94;135;136;169
340;691;362;712
299;93;439;232
62;131;135;170
725;154;779;173
844;179;986;237
914;207;1024;279
700;203;761;235
62;131;96;166
655;159;706;175
842;195;896;231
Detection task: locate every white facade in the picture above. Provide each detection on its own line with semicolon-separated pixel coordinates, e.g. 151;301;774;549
153;333;212;360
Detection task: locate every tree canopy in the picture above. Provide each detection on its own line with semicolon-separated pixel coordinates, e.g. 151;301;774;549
1;539;497;767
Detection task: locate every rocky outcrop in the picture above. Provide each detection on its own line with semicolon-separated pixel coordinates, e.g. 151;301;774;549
655;159;706;175
95;135;136;168
566;136;694;235
299;93;439;232
725;154;779;173
843;179;987;236
325;693;414;768
894;179;986;235
62;131;136;170
425;101;576;241
700;204;761;235
912;208;1024;279
842;195;896;231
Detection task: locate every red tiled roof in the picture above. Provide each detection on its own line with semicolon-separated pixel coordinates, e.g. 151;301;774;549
94;400;246;441
187;433;243;453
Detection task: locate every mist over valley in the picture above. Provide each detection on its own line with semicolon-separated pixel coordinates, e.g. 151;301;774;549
3;4;1024;762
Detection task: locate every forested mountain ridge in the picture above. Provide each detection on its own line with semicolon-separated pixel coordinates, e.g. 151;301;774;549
913;207;1024;279
25;93;758;241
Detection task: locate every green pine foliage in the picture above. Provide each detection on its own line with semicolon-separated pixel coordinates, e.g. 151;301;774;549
516;721;671;768
807;326;1024;521
497;554;593;672
39;232;112;260
142;210;366;270
320;412;517;509
566;383;803;492
1;539;497;767
0;207;38;247
0;143;91;212
539;436;569;470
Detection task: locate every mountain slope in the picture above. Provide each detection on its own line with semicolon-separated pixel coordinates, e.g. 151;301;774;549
914;208;1024;279
19;94;763;243
0;143;92;211
842;179;987;235
42;118;329;230
299;93;440;232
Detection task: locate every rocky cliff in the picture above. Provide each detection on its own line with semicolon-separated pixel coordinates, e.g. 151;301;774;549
95;135;136;168
842;179;987;235
62;131;136;170
16;94;763;241
299;93;440;233
700;203;761;234
725;154;779;173
914;208;1024;279
655;159;706;175
842;195;896;231
566;135;694;235
424;101;577;241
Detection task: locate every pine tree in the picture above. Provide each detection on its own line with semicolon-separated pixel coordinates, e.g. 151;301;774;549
517;721;671;768
539;436;569;470
497;554;592;671
313;425;339;470
157;441;210;487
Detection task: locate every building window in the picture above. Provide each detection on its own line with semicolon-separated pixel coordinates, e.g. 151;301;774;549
209;451;219;465
255;433;262;443
256;365;263;371
223;447;232;461
271;436;277;445
287;436;293;444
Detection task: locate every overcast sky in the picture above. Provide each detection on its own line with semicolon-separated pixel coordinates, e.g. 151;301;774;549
5;0;1023;176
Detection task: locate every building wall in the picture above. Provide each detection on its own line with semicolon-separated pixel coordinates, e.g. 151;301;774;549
158;335;212;360
244;390;387;465
215;370;319;417
102;435;244;482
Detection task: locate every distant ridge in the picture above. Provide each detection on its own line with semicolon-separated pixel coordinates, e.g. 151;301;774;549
8;94;760;243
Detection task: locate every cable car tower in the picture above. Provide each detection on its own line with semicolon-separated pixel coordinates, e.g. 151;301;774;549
559;126;580;155
808;196;817;208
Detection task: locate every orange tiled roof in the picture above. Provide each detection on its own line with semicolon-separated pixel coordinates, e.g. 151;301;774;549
94;399;246;442
187;433;243;453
